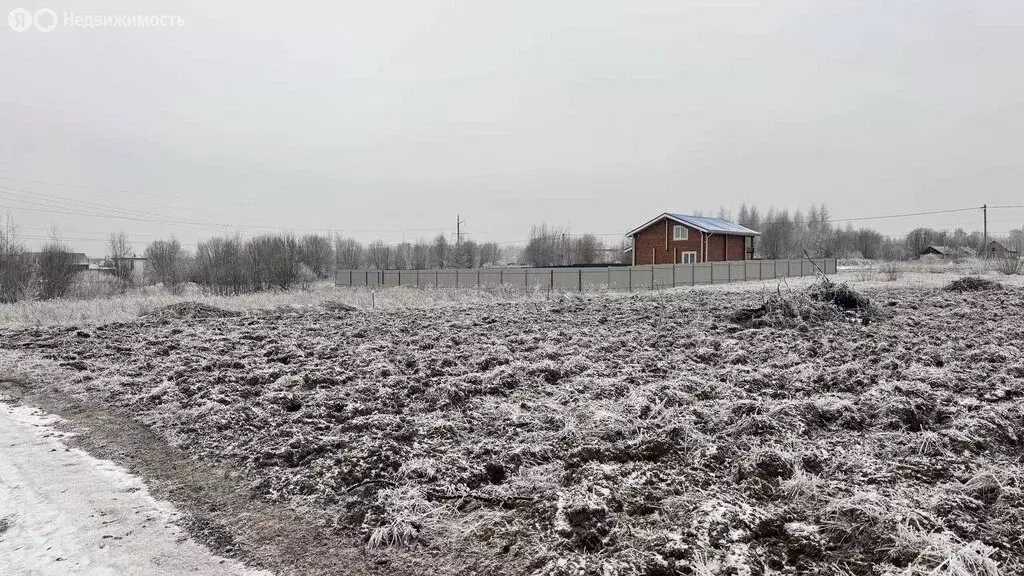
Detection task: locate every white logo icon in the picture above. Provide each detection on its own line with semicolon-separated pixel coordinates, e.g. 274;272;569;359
8;7;32;31
33;8;57;32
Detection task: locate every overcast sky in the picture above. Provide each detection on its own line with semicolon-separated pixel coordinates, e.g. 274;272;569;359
2;0;1022;253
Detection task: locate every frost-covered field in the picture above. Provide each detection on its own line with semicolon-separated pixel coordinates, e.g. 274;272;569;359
1;277;1023;575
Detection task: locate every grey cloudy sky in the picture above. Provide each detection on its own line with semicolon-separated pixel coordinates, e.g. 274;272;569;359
2;0;1023;253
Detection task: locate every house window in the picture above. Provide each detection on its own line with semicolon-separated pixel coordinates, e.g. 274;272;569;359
673;225;688;241
681;251;697;264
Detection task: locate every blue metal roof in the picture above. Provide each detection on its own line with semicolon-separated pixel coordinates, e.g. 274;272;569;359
626;213;760;237
665;214;759;235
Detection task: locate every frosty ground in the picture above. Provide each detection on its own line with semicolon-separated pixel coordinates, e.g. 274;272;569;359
0;272;1022;575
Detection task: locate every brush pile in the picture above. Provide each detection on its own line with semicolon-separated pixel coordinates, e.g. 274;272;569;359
731;277;875;327
143;301;240;320
945;276;1002;292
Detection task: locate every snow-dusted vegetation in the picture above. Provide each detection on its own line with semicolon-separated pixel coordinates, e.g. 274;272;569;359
1;278;1022;575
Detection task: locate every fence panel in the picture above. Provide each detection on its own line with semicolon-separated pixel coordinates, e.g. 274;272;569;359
478;269;503;288
630;266;653;290
693;264;712;285
729;262;746;282
333;258;838;290
608;268;631;290
526;268;552;289
673;264;694;286
653;265;674;289
712;263;730;284
501;268;527;288
581;268;610;290
744;261;760;281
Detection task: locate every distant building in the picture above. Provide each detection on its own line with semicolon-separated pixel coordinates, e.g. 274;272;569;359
26;251;90;271
625;213;760;265
107;256;148;278
985;240;1018;259
920;245;975;259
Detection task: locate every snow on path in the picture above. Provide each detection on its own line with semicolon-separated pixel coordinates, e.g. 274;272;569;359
0;401;272;576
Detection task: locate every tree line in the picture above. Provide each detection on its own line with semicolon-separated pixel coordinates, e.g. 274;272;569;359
1;204;1020;302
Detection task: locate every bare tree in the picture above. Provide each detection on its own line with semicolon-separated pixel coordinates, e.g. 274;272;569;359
571;234;603;264
452;239;478;268
0;216;32;303
194;235;247;295
35;241;78;300
393;242;413;270
524;223;567;267
334;237;364;269
411;240;431;269
299;234;334;279
107;232;134;288
759;208;795;259
144;237;186;293
366;240;392;270
246;234;303;290
478;242;501;267
430;235;449;268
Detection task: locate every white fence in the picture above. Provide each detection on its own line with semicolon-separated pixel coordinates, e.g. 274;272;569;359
334;259;838;291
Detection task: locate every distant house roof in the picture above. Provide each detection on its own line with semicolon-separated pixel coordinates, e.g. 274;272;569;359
26;251;89;265
922;245;975;257
626;213;760;238
987;240;1013;251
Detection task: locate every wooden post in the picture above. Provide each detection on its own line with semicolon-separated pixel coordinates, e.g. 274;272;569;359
578;268;583;292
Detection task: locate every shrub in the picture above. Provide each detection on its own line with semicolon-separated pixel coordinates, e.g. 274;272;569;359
879;261;904;281
994;256;1023;275
35;242;78;300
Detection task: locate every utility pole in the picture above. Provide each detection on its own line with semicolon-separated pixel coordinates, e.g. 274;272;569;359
456;214;465;246
983;204;988;258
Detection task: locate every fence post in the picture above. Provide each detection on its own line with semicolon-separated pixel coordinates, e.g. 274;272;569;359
628;267;632;292
550;269;554;292
651;266;654;290
607;266;611;289
500;269;503;287
416;269;420;288
456;268;459;288
478;269;481;288
672;264;676;287
578;268;582;292
710;264;714;284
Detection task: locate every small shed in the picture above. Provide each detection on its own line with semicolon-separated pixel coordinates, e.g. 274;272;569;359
985;240;1018;259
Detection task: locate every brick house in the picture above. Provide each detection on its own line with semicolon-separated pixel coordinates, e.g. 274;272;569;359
625;213;760;265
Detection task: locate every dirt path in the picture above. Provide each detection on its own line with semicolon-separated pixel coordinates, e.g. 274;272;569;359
0;401;272;576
